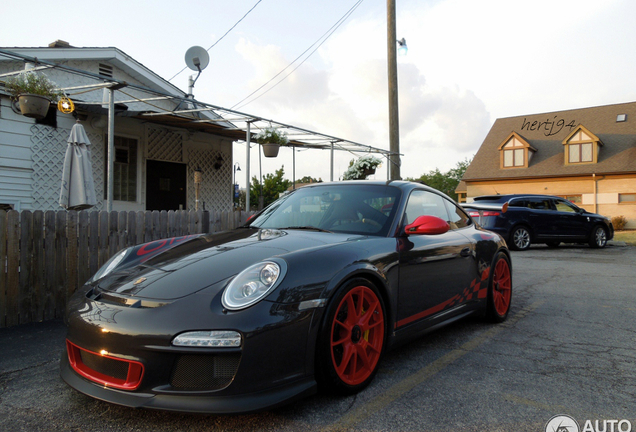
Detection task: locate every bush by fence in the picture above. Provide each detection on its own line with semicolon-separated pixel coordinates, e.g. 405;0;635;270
0;209;253;328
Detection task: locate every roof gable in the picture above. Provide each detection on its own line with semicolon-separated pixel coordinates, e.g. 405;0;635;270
497;132;537;151
1;45;183;96
562;124;603;146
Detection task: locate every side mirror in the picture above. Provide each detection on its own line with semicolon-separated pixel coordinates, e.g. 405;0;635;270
404;215;450;235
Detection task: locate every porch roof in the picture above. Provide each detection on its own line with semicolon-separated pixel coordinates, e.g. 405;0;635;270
0;47;394;157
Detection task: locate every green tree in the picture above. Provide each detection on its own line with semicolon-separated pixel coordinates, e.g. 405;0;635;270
297;175;321;184
406;157;472;201
250;165;292;209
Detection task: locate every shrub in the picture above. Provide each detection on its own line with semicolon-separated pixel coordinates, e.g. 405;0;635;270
611;215;628;230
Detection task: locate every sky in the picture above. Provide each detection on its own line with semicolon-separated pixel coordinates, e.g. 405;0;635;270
3;0;636;189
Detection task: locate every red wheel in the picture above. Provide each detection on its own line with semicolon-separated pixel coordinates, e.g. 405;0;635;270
318;279;386;393
487;252;512;322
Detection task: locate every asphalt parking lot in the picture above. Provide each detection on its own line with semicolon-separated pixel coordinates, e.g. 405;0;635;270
1;242;634;432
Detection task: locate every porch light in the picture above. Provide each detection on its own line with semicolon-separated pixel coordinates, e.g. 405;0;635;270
172;331;242;347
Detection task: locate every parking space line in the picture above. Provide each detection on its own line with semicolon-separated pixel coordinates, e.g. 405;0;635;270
502;393;569;413
322;301;544;431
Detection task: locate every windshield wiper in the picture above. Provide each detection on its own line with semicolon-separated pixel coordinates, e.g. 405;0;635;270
280;226;333;233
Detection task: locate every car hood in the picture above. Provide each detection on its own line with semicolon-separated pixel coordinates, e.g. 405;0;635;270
581;210;609;220
96;228;367;300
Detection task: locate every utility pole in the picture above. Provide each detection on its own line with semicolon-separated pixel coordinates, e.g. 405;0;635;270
387;0;401;180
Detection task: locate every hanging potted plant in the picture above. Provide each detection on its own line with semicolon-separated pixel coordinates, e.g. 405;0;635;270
342;155;383;180
255;126;289;158
4;70;62;119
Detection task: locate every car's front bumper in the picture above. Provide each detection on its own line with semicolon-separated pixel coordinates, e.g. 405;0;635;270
60;352;316;414
60;284;321;414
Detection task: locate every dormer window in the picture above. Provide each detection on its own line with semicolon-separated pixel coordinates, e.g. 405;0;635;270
568;142;593;163
562;125;602;165
498;132;536;169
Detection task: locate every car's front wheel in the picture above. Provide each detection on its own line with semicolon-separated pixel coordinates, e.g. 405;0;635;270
486;252;512;323
317;278;386;394
589;226;608;248
510;226;531;251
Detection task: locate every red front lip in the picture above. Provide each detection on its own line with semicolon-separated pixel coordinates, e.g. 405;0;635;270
66;340;144;390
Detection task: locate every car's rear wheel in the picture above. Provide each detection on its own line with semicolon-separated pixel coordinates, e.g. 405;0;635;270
546;241;560;248
510;226;531;251
588;226;608;248
486;252;512;323
317;278;386;394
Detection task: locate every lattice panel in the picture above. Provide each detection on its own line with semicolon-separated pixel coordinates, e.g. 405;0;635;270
187;148;231;212
147;127;183;162
31;124;105;211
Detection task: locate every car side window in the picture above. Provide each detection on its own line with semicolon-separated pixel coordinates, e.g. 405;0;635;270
554;199;578;213
528;198;551;211
404;190;449;225
444;198;471;230
509;199;527;208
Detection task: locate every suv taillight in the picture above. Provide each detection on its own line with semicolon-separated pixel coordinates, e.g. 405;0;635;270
468;211;500;217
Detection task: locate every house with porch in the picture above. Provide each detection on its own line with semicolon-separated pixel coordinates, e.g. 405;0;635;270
458;101;636;228
1;41;393;214
0;40;237;213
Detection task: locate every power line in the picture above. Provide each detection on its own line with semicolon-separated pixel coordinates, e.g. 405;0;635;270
168;0;263;83
231;0;364;110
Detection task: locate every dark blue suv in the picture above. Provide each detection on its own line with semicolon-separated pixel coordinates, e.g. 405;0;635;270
463;194;614;250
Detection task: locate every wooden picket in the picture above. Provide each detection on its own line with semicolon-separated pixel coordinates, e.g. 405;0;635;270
0;209;254;328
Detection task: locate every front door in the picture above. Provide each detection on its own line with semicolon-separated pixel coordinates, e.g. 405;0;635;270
146;160;187;211
552;198;588;239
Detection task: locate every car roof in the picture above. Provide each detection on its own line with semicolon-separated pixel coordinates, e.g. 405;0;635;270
295;180;445;195
472;194;563;203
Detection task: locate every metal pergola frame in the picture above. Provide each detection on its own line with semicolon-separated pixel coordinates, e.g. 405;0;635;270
0;48;398;211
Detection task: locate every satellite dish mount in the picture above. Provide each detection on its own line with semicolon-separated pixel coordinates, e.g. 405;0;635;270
184;46;210;99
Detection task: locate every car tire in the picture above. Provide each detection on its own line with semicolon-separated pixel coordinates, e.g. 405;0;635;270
546;241;560;248
510;226;531;251
588;225;608;248
486;252;512;323
317;278;386;395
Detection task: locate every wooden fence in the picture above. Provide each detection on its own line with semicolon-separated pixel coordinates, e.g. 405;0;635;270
0;209;253;328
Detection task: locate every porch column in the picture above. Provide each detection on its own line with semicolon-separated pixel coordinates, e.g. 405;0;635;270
246;122;251;212
107;88;115;212
330;142;334;181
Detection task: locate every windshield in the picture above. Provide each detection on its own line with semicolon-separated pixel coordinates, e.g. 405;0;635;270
249;184;401;236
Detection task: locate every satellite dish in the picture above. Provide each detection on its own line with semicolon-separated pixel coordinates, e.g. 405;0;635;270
185;46;210;71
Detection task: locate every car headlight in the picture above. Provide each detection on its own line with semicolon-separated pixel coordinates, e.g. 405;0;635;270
91;248;130;282
222;261;286;310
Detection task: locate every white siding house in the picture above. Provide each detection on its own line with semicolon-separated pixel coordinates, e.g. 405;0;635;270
1;42;234;212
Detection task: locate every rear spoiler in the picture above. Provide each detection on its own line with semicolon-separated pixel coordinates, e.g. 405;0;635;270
461;202;504;212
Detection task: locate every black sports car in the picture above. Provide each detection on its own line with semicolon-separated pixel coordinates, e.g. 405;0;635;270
61;181;512;414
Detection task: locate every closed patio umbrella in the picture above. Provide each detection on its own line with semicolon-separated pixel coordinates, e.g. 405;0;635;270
59;120;97;210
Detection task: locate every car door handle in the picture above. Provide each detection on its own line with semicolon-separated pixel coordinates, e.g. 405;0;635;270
460;247;471;257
